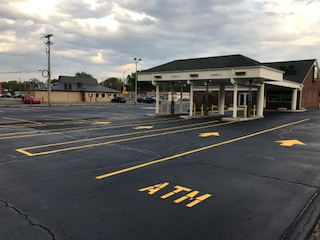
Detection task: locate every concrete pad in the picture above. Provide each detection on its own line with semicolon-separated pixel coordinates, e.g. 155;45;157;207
221;116;264;122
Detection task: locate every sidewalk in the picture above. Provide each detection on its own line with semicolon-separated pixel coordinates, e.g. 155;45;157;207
0;99;120;108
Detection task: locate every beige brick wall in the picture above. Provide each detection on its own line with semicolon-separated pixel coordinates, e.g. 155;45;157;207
24;90;117;103
84;92;116;102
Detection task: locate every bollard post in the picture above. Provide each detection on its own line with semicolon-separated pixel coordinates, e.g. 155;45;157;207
201;104;204;116
244;104;247;118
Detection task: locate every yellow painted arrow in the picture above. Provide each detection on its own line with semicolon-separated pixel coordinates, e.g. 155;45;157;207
276;139;306;147
93;121;111;125
133;126;154;130
199;132;220;137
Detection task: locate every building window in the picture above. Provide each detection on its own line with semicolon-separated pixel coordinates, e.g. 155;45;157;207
77;83;82;88
102;94;105;97
96;93;99;97
268;95;291;103
313;65;318;82
64;83;68;90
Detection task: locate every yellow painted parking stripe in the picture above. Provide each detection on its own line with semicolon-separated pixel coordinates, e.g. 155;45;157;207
1;115;181;129
0;119;87;129
95;118;309;179
17;121;231;156
0;131;39;137
16;148;34;157
3;117;42;125
17;120;220;150
1;117;186;140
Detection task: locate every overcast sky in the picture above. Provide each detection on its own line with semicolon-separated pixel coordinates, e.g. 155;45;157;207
0;0;319;83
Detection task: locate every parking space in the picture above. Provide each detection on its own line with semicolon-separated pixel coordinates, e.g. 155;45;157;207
0;105;320;240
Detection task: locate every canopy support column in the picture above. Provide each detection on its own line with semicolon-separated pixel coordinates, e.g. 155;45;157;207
155;83;160;114
189;83;194;117
232;80;238;118
291;88;298;110
179;85;183;113
257;83;265;117
218;84;225;115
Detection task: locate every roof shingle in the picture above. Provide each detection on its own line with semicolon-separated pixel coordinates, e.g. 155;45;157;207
144;54;261;72
53;76;119;93
264;59;316;83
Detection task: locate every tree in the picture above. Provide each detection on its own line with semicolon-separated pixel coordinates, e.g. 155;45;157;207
101;77;123;90
51;79;59;84
126;72;135;91
126;72;155;92
28;78;46;90
75;72;93;78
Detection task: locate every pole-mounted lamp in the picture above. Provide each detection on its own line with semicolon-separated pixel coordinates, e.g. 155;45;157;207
134;58;141;105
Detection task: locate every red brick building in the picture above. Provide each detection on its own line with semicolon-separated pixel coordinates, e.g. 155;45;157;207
265;59;320;109
194;59;320;110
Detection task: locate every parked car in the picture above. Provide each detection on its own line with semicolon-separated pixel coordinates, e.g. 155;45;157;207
14;91;24;98
137;97;146;103
111;97;126;103
144;97;161;103
23;96;41;104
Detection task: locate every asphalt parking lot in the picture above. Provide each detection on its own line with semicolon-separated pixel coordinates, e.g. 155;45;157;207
0;104;320;240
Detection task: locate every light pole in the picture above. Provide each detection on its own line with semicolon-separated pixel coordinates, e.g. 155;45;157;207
42;34;53;106
134;58;141;105
122;69;130;94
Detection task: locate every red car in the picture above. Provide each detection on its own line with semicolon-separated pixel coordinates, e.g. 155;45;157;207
23;96;41;104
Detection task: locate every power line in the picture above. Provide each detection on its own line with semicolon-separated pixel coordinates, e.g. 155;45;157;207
0;70;44;75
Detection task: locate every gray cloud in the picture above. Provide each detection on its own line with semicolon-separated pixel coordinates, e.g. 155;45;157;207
0;0;319;81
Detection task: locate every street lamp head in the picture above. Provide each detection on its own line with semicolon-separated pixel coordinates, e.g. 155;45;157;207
134;58;142;62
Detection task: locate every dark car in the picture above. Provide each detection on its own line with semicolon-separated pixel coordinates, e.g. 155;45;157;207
144;97;161;103
137;97;146;103
111;97;126;103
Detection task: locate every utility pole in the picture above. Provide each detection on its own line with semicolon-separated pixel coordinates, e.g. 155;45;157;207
42;34;53;106
134;58;141;105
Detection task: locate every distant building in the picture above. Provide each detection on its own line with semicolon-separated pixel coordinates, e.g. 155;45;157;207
24;76;120;103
